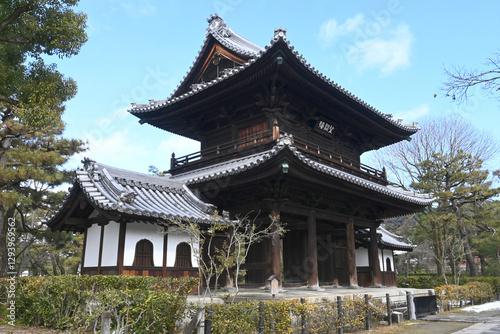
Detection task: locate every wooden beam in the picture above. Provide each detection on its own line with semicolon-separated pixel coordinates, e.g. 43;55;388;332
280;203;375;227
307;210;319;288
346;218;358;287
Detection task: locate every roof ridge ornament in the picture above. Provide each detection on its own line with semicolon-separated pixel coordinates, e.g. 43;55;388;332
207;13;231;37
274;27;287;41
276;132;293;147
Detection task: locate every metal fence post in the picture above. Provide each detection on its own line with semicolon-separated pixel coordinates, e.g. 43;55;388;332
386;293;392;326
258;301;265;334
301;298;307;334
496;282;499;301
365;294;372;331
204;305;212;334
337;296;343;334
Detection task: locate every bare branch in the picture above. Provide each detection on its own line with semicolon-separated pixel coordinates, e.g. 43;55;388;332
442;51;500;104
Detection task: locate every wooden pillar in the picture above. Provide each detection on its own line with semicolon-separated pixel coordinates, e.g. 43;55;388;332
97;224;105;275
307;210;319;288
117;222;126;275
271;203;282;286
162;231;168;277
346;218;358;287
370;226;382;286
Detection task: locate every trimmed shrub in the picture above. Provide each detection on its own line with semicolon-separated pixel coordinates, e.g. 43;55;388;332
6;275;198;332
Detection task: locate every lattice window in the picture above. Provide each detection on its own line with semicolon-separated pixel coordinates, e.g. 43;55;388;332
132;239;154;267
174;242;193;268
238;121;269;147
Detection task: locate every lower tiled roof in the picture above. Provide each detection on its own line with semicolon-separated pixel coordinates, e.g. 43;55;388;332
46;158;221;228
171;135;434;207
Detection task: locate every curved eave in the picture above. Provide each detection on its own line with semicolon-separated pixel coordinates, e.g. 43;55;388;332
130;37;418;138
44;160;225;232
172;140;434;208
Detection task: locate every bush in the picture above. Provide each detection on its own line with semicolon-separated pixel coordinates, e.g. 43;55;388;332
208;295;386;334
5;275;198;332
435;281;496;308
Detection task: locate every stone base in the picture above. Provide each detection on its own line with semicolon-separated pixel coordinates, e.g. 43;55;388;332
391;311;404;324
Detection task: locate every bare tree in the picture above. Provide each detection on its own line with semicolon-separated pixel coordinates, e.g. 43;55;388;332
165;211;285;302
442;51;500;104
372;115;499;277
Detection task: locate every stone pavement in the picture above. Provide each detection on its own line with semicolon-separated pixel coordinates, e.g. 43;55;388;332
423;309;500;334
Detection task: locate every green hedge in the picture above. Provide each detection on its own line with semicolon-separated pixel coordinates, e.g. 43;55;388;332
209;296;386;334
1;275;198;332
397;275;500;291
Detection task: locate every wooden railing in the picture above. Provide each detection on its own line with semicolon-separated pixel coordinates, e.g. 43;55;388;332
170;131;387;185
291;135;388;185
170;130;275;172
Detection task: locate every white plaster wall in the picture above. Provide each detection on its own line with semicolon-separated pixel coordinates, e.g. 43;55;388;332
123;222;164;267
101;221;120;266
355;248;369;267
84;224;101;267
166;233;199;268
379;249;394;272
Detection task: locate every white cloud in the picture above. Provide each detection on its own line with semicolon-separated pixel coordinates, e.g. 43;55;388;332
319;14;414;75
346;24;413;74
158;135;200;159
84;129;149;165
394;104;430;122
319;14;364;45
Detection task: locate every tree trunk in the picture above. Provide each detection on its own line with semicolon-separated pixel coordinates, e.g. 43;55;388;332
456;210;478;276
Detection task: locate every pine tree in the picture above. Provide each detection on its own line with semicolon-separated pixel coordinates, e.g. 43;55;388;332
0;1;87;276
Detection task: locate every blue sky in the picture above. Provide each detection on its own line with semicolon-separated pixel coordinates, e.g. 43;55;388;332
56;0;500;174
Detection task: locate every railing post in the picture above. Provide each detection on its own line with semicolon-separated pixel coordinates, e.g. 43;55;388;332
337;296;343;334
365;294;372;331
496;281;499;301
386;293;392;326
170;152;176;169
204;305;212;334
258;301;265;333
301;298;307;334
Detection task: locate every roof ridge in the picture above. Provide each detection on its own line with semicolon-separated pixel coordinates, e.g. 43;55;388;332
129;23;419;132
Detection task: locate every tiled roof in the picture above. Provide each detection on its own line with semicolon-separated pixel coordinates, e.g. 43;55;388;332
130;16;419;133
47;159;220;226
171;134;434;206
378;226;414;251
207;14;264;57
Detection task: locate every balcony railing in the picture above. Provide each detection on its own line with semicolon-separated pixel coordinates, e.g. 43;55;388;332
291;135;388;185
170;130;275;173
170;131;387;185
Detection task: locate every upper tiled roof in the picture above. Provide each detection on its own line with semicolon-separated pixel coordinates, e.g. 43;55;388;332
46;159;220;228
207;14;264;57
171;134;434;207
130;15;419;133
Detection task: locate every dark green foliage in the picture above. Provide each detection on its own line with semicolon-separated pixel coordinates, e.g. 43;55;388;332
1;275;198;331
0;0;88;277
